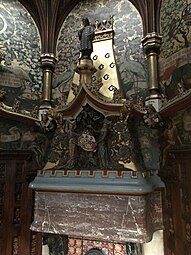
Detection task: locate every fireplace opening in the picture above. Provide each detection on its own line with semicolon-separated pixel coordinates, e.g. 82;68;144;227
85;248;104;255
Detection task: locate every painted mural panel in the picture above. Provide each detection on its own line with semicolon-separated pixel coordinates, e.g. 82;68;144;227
0;0;41;110
160;105;191;167
0;117;49;169
160;0;191;102
54;0;147;105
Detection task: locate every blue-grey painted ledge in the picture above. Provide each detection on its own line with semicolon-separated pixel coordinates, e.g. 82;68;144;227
29;169;165;195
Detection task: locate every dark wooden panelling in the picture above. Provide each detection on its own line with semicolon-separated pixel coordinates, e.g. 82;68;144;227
0;151;41;255
160;147;191;255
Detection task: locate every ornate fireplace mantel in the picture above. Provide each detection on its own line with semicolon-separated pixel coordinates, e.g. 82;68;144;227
29;17;164;246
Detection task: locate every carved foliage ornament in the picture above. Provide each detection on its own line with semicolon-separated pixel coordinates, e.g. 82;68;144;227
47;105;138;170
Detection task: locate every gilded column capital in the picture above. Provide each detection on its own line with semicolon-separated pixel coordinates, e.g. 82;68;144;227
40;53;57;69
141;32;162;53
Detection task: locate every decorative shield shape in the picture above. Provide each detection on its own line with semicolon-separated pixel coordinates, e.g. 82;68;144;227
78;132;97;151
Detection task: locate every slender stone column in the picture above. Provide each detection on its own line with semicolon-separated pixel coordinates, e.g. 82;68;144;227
38;53;57;120
142;33;162;111
40;53;57;106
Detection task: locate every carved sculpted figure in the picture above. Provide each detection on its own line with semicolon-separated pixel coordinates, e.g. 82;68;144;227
64;119;78;169
161;119;182;167
97;119;110;168
78;18;95;59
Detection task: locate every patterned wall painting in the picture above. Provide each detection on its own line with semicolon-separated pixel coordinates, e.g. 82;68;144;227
0;0;42;110
0;117;49;168
54;0;147;105
159;0;191;102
